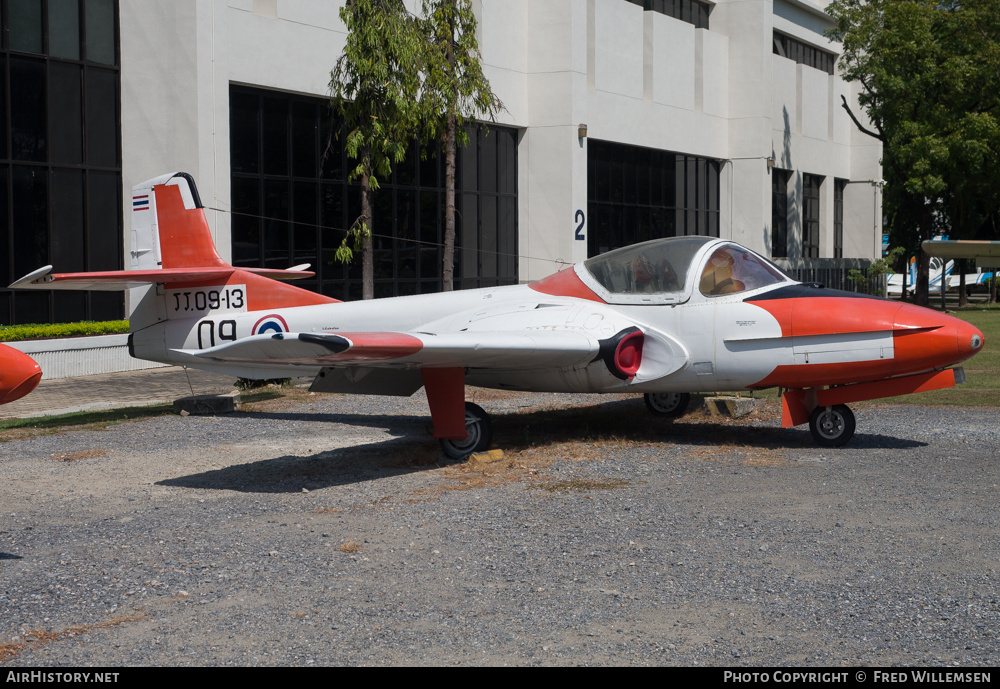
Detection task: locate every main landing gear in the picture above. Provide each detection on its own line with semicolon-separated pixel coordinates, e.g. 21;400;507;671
808;404;856;447
439;402;493;460
643;392;690;418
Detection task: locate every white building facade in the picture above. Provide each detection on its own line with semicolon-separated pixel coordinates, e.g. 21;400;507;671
0;0;883;323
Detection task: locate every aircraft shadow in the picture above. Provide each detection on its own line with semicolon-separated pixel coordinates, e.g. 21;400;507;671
0;552;24;561
159;398;926;493
156;434;442;494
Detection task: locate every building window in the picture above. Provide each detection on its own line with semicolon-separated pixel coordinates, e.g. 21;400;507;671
802;174;823;258
771;169;790;259
230;86;518;300
587;140;720;257
0;0;123;325
626;0;710;29
773;32;836;75
834;178;846;259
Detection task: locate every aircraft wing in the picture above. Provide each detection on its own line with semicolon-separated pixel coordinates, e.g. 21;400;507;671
176;330;602;370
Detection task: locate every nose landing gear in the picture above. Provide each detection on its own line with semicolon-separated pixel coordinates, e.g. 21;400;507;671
809;404;856;447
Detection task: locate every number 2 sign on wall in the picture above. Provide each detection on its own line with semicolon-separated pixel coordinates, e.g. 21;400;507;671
575;209;585;241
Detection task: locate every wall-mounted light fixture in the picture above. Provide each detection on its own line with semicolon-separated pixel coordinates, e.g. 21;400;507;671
766;156;775;170
578;124;588;140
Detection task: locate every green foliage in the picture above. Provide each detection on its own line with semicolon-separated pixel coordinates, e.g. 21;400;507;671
417;0;503;143
848;246;905;295
0;320;129;342
826;0;1000;301
416;0;504;290
329;0;421;295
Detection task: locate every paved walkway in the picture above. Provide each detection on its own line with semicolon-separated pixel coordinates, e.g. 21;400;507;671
0;366;239;419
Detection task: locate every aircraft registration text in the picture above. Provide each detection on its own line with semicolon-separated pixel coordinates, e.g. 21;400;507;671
166;285;247;319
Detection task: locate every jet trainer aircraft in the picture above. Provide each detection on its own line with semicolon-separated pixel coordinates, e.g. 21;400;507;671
9;173;985;454
0;344;41;405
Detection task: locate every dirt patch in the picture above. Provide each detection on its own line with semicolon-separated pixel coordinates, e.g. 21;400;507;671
0;615;145;663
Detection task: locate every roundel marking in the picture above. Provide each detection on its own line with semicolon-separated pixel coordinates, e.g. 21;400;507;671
252;314;290;336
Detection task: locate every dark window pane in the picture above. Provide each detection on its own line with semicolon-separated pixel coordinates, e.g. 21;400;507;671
291;100;317;178
53;292;86;323
230;90;260;174
49;62;84;165
231;176;261;266
420;144;440;189
396;141;417;187
263;180;290;267
89;292;122;321
12;166;48;278
10;0;43;54
14;291;49;324
87;170;120;271
86;67;118;167
320;117;344;180
10;57;46;161
49;0;81;59
0;56;6;159
459;129;478;190
292;181;317;264
0;168;7;288
50;169;85;271
84;0;116;64
262;97;289;176
480;130;497;192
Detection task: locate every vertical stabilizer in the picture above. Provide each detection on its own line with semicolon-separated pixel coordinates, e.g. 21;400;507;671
130;172;226;270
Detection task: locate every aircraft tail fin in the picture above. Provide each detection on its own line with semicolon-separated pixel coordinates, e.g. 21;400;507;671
10;172;338;311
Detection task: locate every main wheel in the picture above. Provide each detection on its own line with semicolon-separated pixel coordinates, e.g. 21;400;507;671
644;392;691;418
809;404;856;447
439;402;493;460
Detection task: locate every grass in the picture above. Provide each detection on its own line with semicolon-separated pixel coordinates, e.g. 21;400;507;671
0;389;287;442
888;307;1000;406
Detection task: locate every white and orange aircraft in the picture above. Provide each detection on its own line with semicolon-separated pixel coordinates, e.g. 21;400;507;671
9;173;985;454
0;344;41;405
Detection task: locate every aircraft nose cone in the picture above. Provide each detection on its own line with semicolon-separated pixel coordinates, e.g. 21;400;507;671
0;345;42;405
892;304;984;374
957;320;985;358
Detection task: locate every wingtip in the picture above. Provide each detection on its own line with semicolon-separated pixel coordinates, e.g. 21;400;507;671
8;265;54;289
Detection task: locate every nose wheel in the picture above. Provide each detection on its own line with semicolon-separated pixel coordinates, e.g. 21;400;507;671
809;404;856;447
644;392;690;418
439;402;493;460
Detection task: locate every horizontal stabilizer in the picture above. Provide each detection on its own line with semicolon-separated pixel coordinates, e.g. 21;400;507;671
179;330;601;369
8;266;315;291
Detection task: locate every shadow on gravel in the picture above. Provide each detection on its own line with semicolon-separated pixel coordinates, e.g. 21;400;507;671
159;399;928;494
157;436;442;493
0;552;23;561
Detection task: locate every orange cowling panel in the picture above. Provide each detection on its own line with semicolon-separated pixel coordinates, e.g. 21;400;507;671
529;268;606;303
154;183;227;269
422;368;467;440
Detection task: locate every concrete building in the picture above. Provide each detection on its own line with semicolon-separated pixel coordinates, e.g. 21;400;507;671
0;0;881;323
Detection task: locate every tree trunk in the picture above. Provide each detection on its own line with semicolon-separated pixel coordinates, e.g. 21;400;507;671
958;259;968;308
442;113;457;292
361;167;374;300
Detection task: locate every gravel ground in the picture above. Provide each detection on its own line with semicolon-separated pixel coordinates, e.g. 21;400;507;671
1;390;998;667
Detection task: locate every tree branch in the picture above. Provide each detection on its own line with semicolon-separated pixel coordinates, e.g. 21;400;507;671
840;94;884;141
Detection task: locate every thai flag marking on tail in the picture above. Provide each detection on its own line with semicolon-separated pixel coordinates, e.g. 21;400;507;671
133;194;150;211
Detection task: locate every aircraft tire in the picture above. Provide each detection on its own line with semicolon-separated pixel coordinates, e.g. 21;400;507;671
439;402;493;460
809;404;856;447
644;392;690;418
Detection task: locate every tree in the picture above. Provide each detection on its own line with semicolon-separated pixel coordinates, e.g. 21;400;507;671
417;0;504;291
330;0;420;299
827;0;1000;306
